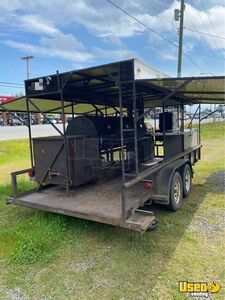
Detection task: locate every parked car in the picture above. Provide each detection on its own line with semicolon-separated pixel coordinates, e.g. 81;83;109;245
42;117;57;124
23;116;35;125
9;117;23;126
55;117;63;124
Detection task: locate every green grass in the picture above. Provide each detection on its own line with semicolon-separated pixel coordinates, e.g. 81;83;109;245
197;120;225;140
0;122;224;299
0;139;30;166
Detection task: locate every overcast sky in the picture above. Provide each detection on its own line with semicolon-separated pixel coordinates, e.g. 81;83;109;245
0;0;225;96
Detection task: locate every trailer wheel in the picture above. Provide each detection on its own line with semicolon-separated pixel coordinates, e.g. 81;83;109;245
168;172;183;211
182;164;192;197
147;219;158;231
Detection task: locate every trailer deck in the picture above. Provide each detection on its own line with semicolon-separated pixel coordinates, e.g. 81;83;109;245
9;176;151;227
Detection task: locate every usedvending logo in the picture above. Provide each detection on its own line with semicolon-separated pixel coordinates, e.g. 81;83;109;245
179;281;221;298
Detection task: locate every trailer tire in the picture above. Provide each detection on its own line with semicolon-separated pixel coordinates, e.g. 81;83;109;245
182;164;192;197
168;172;183;211
147;219;158;231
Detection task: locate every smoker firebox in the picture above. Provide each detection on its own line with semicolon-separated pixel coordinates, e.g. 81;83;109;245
33;136;100;187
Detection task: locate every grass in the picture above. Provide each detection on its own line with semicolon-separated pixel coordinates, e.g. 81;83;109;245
0;139;30;166
0;122;224;299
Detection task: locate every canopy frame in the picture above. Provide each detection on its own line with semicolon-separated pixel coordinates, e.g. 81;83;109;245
1;58;224;224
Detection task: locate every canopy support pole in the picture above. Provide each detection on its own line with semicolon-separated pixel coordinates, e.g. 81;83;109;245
199;104;201;144
59;71;71;196
71;103;75;119
26;97;34;168
187;105;199;129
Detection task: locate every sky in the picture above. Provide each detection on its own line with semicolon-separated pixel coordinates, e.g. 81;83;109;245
0;0;225;96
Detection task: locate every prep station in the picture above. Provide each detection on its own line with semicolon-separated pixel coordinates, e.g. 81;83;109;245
1;59;224;233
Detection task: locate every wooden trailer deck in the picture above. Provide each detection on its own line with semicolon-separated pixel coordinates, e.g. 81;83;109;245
10;176;148;227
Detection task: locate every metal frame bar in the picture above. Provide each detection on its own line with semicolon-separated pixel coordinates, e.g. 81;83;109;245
118;61;142;221
92;104;104;116
28;98;63;136
199;104;201;144
10;168;35;199
162;101;165;156
59;72;71;195
137;79;193;121
133;81;139;176
118;64;126;221
26;90;60;98
200;109;218;121
124;145;201;189
136;80;195;105
45;102;76;114
138;75;225;82
180;104;184;132
26;97;34;168
187;105;200;129
176;90;225;95
71;103;75;119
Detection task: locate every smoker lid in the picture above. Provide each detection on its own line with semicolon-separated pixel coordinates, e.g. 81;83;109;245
66;116;136;138
66;116;98;137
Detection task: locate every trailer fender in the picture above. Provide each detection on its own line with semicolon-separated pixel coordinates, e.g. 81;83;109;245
152;159;192;205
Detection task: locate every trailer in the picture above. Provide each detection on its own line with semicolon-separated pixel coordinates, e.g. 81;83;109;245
1;59;224;233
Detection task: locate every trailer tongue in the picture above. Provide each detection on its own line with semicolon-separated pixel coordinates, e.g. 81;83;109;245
2;59;225;233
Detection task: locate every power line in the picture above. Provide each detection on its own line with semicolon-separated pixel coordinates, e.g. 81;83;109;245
189;0;222;57
148;1;176;31
185;12;204;40
187;50;225;61
0;84;24;89
184;14;215;63
106;0;178;48
185;0;225;67
184;4;225;68
184;27;225;40
105;0;205;73
0;81;24;86
199;0;224;50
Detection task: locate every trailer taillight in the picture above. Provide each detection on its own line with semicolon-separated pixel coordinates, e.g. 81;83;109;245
28;170;34;177
143;182;153;190
129;223;137;230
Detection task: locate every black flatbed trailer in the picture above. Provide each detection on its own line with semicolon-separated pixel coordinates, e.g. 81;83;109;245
2;59;224;233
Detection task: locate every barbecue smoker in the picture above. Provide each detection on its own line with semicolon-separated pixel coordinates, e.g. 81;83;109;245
3;59;224;233
33;116;154;187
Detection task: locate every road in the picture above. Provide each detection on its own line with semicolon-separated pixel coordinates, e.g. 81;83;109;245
0;118;223;140
0;124;64;140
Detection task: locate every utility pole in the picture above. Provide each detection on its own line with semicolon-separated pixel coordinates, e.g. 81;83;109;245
174;0;185;131
175;0;185;77
21;55;34;79
21;55;40;124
